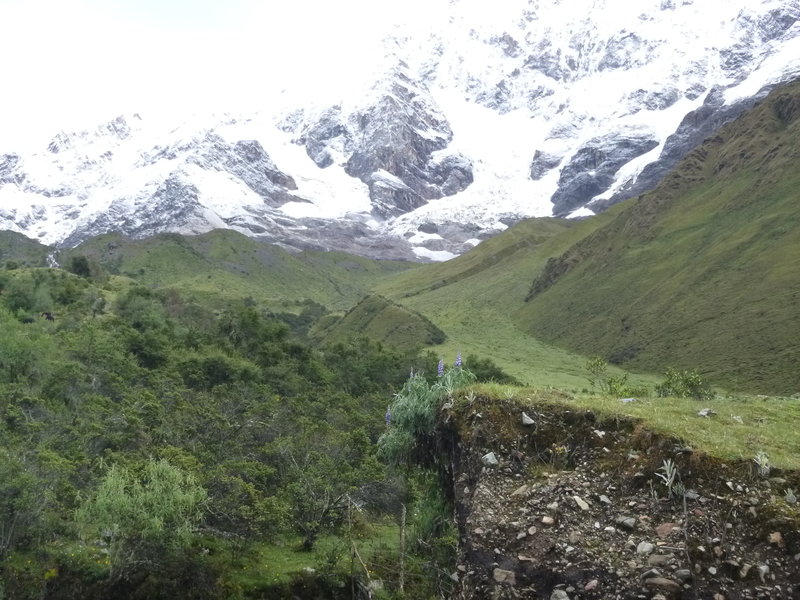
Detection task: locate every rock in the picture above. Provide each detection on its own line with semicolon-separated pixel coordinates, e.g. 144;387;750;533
757;564;769;583
542;516;555;526
647;554;672;567
708;566;717;575
529;150;563;180
511;484;529;497
768;531;785;548
616;516;637;530
599;494;612;505
619;397;636;403
550;129;659;216
518;554;535;562
522;412;535;425
584;579;599;591
655;522;677;538
698;408;716;417
493;568;516;585
643;577;681;595
573;496;590;511
528;525;538;535
568;531;583;544
637;541;656;555
550;590;570;600
739;563;753;579
674;569;692;581
642;568;662;579
547;501;559;511
516;531;527;540
482;452;499;466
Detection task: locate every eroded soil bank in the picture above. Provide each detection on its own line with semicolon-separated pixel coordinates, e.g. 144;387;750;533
440;393;800;599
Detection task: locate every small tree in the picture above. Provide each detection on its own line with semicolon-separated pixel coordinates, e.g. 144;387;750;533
586;356;609;392
76;459;206;580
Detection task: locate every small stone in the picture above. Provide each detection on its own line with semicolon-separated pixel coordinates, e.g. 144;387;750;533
674;569;692;582
768;531;785;548
637;541;656;555
511;484;529;497
757;564;769;583
713;546;724;558
542;516;555;526
522;412;535;425
642;568;662;579
573;496;590;511
713;594;726;600
516;532;527;540
528;525;538;535
482;452;499;466
698;408;716;417
547;502;559;511
644;577;681;594
616;516;636;530
604;526;616;533
473;527;485;536
493;568;516;585
568;531;583;544
584;579;599;591
708;566;717;575
550;590;570;600
655;523;676;538
620;397;636;403
518;555;534;562
648;554;672;567
599;494;612;505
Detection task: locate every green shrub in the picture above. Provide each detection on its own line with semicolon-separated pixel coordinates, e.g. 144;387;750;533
655;367;713;400
75;459;206;580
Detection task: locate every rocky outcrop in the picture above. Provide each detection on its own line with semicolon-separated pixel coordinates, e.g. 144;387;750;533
295;66;474;218
551;130;659;216
441;394;800;599
595;86;771;212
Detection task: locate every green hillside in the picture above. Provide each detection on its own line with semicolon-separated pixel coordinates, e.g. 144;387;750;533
61;229;418;311
0;230;51;268
517;81;800;394
311;294;446;354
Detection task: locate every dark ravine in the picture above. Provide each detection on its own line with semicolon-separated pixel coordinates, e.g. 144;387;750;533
439;394;800;599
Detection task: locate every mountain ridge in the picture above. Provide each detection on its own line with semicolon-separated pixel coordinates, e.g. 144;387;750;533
2;1;800;259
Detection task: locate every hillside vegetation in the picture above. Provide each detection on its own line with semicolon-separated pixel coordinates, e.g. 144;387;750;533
516;81;800;394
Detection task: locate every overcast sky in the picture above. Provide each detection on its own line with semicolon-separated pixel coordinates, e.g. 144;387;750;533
0;0;448;148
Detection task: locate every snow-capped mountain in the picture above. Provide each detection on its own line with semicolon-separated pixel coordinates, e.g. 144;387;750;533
2;0;800;260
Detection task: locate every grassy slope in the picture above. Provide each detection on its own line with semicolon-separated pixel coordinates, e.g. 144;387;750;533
63;229;418;311
516;82;800;394
0;231;51;267
311;294;445;354
374;216;657;390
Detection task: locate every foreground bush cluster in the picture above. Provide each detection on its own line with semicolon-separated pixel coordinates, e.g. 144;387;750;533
0;267;484;598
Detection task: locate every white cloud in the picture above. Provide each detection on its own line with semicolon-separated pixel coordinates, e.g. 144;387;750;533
0;0;458;150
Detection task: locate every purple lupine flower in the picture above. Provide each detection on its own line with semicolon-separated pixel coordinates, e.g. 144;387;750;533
455;352;462;368
437;358;445;377
385;407;391;426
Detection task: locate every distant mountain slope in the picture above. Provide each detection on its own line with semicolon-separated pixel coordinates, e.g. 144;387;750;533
517;80;800;394
0;231;51;268
62;229;417;311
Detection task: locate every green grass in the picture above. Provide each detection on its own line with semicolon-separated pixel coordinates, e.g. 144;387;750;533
227;524;400;590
